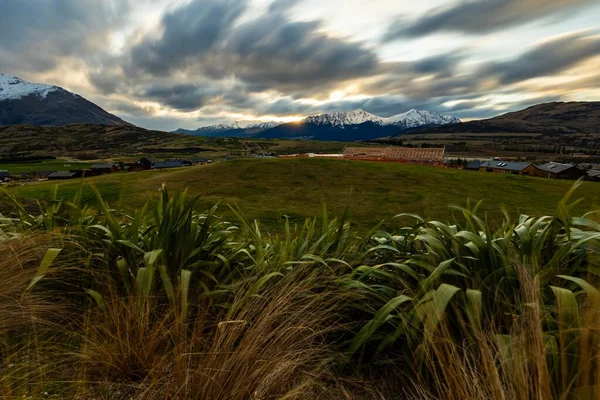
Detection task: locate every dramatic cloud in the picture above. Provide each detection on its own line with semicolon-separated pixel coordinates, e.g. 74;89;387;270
479;31;600;84
0;0;129;72
385;0;594;39
129;0;377;93
131;0;248;75
1;0;599;130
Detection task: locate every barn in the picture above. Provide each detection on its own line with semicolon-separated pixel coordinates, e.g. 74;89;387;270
536;163;585;180
479;161;539;176
342;146;445;164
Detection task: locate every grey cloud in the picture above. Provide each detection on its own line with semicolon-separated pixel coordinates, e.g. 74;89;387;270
131;0;247;75
385;0;594;40
129;0;377;92
0;0;129;72
479;32;600;84
222;17;377;88
141;84;221;111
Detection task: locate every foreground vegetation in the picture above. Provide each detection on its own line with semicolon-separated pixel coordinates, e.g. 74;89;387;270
2;181;600;398
9;158;600;231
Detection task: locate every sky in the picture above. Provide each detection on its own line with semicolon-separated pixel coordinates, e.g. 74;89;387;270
1;0;600;131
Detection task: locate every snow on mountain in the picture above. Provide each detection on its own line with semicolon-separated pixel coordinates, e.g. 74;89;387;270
177;109;460;138
304;108;459;128
0;73;129;126
196;121;280;132
0;74;62;101
304;109;381;127
382;109;460;128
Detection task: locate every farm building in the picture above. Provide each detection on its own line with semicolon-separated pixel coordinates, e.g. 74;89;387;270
128;158;153;172
536;163;585;180
587;169;600;182
465;161;482;171
154;160;185;169
33;171;56;179
342;146;445;164
70;169;89;178
91;163;119;175
48;171;77;180
479;161;539;176
192;158;212;165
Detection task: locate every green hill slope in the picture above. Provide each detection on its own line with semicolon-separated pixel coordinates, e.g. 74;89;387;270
7;158;600;231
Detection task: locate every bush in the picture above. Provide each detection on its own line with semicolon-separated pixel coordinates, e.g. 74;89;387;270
1;183;600;398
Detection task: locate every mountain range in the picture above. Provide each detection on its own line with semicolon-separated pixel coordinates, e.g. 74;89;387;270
1;74;599;142
0;74;129;126
175;109;461;141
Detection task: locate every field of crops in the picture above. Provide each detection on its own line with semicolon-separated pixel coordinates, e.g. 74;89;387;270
1;181;600;398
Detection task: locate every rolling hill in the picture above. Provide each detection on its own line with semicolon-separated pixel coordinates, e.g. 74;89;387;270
0;124;202;156
408;102;600;135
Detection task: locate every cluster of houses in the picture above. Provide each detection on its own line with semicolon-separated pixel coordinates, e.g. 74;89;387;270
465;160;600;182
281;146;600;183
0;157;214;183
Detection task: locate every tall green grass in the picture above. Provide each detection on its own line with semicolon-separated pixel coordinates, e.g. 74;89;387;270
1;183;600;398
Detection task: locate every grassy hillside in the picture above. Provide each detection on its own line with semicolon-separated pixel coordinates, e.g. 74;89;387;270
8;158;600;231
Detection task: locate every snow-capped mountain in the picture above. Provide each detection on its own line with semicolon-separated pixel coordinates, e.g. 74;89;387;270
0;74;130;126
199;121;280;132
304;108;459;128
175;121;280;137
174;108;460;142
0;74;61;101
258;109;460;141
304;109;381;126
383;109;460;128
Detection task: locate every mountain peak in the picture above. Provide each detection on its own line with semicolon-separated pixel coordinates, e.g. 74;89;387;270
304;108;459;128
0;73;130;126
0;73;60;101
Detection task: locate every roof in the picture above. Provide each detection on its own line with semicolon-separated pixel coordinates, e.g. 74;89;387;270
588;169;600;177
91;163;117;169
537;162;578;174
35;170;56;176
343;146;445;162
465;161;482;169
0;171;10;178
480;161;532;171
48;171;76;178
154;161;185;168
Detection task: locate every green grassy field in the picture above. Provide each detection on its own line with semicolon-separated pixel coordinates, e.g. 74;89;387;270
7;158;600;231
0;159;93;174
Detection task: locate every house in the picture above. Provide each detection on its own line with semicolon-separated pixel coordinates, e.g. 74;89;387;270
90;163;119;175
0;171;10;182
587;169;600;182
465;161;482;171
536;163;585;180
154;160;185;169
48;171;77;180
192;158;215;165
342;146;445;164
33;170;56;179
479;161;539;176
70;169;90;178
128;158;153;172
